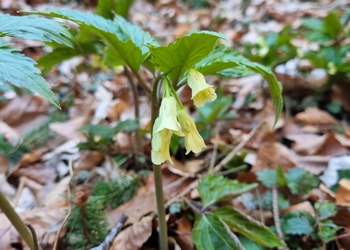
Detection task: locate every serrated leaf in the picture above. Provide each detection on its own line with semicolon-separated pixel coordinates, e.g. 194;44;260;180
282;217;314;235
196;46;283;124
238;236;264;250
81;124;115;139
198;174;257;208
0;14;73;47
256;169;276;188
96;0;135;18
114;119;139;133
285;168;319;195
193;213;244;250
149;31;228;84
0;39;59;107
31;8;157;72
213;206;284;248
316;202;337;220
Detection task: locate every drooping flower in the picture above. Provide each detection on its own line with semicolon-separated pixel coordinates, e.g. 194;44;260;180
177;109;206;154
151;118;173;164
187;69;217;107
155;96;184;136
151;96;184;165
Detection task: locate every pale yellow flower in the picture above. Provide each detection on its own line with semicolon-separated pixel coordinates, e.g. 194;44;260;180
187;69;217;107
177;109;206;154
151;117;173;164
155;96;184;136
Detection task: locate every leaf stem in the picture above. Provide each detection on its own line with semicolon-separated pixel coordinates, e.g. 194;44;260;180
0;192;39;250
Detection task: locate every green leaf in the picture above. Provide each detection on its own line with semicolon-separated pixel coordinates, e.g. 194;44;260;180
324;12;342;38
193;213;244;250
96;0;135;18
149;31;228;84
256;169;276;188
81;124;115;140
198;174;257;208
114;119;139;133
315;202;337;220
31;8;157;72
213;206;285;248
0;39;59;107
318;221;339;243
282;216;314;235
238;236;264;250
38;43;97;73
285;168;320;195
196;46;283;124
0;14;73;47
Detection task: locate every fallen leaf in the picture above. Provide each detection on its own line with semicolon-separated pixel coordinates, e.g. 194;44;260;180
74;151;105;172
286;133;325;155
173;216;194;250
111;215;154;250
294;107;338;126
336;179;350;206
283;201;315;217
169;159;204;178
50;116;87;140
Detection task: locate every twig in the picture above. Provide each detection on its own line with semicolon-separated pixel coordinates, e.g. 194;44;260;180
90;213;128;250
53;159;74;250
183;198;202;215
165;180;198;208
272;185;288;250
212;121;264;173
208;127;219;172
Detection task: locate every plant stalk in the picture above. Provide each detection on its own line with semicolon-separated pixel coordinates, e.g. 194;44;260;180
0;192;38;250
151;75;169;250
124;67;143;154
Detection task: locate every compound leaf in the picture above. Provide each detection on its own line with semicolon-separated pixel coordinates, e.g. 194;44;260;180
149;31;228;84
198;174;257;208
0;39;59;107
0;14;73;47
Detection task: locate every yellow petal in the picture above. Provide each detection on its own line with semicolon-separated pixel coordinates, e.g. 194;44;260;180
187;69;217;107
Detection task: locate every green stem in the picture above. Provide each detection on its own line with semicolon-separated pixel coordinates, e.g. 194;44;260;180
0;192;38;250
132;69;152;94
124;67;143;154
151;75;169;250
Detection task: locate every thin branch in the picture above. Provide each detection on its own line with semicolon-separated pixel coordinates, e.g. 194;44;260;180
208;127;219;172
212;121;264;173
90;213;128;250
53;159;74;250
272;185;288;250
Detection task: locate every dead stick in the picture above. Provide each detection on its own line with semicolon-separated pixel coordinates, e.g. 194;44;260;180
90;213;128;250
272;186;288;250
212;121;264;173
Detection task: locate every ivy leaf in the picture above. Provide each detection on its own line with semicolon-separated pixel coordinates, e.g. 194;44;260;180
196;46;283;125
31;8;157;72
193;213;244;250
149;31;228;84
198;174;257;208
0;39;59;107
0;14;74;47
213;206;285;248
282;216;314;235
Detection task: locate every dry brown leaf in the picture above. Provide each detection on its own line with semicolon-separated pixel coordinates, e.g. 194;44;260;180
10;162;56;185
108;99;131;121
111;215;154;250
173;216;194;250
286;133;325;155
0;213;18;250
283;201;315;217
315;133;348;156
297;155;331;175
18;147;48;167
0;121;19;142
74;151;105;172
43;176;70;208
253;142;298;171
294;107;338;126
169;159;204;178
50;116;87;140
336;179;350;206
